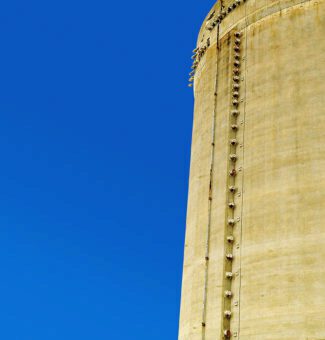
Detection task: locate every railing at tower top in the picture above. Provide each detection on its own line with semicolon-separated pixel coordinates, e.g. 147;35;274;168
188;0;247;88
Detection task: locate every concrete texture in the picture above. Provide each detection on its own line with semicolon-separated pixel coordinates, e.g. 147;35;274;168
179;1;325;339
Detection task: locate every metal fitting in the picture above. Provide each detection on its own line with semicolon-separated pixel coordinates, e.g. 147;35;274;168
231;110;240;117
233;75;240;82
229;185;237;193
229;169;237;177
232;99;239;106
231;124;238;131
225;272;233;279
225;290;233;298
229;154;237;162
224;330;231;338
233;68;240;75
228;218;236;226
226;253;234;260
232;91;240;98
235;31;241;38
230;139;238;146
228;202;236;208
227;235;234;243
224;310;232;319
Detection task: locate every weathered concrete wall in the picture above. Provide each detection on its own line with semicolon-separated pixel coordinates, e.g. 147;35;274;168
179;1;325;339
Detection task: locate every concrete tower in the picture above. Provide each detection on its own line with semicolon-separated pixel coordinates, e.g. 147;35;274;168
179;1;325;339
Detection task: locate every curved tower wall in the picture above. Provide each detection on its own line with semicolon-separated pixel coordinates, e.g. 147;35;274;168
179;1;325;339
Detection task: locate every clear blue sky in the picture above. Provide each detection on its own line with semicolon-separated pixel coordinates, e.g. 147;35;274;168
0;1;215;339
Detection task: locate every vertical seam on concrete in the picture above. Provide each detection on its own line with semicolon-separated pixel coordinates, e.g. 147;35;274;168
201;19;221;340
237;4;248;338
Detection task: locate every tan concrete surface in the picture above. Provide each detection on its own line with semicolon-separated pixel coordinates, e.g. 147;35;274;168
179;1;325;339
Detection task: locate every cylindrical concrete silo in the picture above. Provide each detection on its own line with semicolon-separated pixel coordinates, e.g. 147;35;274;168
179;1;325;339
